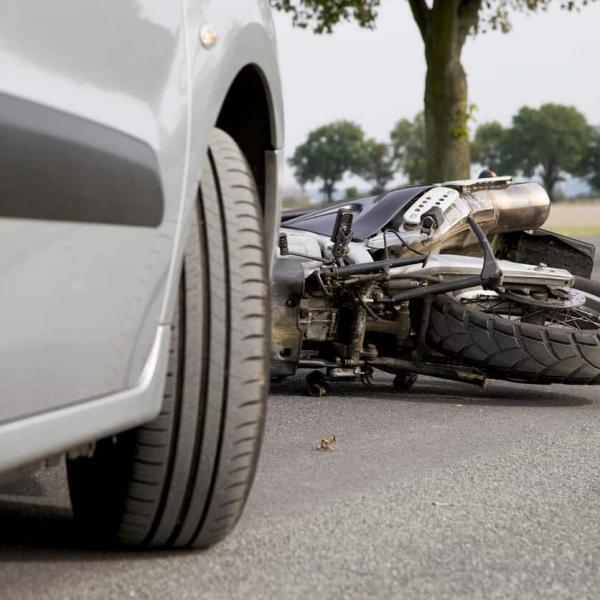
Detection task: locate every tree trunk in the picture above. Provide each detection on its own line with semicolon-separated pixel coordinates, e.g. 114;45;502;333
323;181;334;203
409;1;481;183
424;51;471;182
541;166;560;201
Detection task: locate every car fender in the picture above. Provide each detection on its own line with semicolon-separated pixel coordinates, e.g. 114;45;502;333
158;2;283;324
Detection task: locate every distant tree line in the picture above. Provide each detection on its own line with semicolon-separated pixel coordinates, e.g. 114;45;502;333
290;104;600;202
274;1;597;184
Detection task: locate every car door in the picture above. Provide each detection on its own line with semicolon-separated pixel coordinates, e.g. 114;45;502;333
0;1;188;423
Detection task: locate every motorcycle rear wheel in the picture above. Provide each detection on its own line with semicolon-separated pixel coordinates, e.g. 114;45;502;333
427;277;600;384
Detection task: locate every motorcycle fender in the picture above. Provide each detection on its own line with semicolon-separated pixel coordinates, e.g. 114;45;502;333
495;229;595;278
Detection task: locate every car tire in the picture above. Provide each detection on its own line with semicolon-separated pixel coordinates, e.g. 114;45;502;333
67;128;268;549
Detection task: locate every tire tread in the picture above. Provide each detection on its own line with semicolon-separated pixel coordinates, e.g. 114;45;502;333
428;281;600;384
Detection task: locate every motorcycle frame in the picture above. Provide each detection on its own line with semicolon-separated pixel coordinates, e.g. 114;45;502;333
271;179;595;388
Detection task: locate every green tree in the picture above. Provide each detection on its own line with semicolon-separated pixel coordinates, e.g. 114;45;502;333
471;121;507;174
390;112;426;184
502;104;590;199
345;185;360;199
289;120;368;202
582;126;600;194
273;0;596;182
362;139;395;194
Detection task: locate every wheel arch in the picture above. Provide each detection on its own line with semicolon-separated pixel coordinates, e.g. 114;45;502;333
215;63;278;214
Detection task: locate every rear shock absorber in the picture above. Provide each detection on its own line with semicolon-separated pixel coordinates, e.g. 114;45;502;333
278;232;289;256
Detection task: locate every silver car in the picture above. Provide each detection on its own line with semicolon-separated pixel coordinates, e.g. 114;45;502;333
0;0;283;549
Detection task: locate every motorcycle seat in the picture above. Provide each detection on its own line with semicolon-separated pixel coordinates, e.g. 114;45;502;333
282;185;432;241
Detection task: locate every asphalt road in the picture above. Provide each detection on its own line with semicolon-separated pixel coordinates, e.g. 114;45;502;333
0;241;599;600
0;375;599;599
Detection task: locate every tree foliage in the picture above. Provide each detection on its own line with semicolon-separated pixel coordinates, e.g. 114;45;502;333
289;120;368;202
390;112;426;184
344;185;360;199
505;104;590;198
473;104;590;199
583;127;600;194
271;0;379;33
471;121;507;174
361;139;395;194
272;0;595;35
476;0;595;34
273;0;596;182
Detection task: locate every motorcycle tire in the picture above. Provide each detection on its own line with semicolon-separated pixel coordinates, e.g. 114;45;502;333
427;276;600;384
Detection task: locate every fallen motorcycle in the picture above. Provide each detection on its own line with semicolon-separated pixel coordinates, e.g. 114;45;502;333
271;176;599;396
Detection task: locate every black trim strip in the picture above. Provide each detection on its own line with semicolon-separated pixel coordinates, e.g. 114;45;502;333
0;92;164;227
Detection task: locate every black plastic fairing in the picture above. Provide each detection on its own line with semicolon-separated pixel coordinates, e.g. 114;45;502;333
283;185;432;241
495;229;595;278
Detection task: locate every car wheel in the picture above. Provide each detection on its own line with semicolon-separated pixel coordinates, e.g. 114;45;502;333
67;128;268;549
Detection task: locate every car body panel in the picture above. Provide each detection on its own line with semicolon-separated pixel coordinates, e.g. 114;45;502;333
0;0;185;424
0;325;171;476
158;0;284;323
0;0;283;471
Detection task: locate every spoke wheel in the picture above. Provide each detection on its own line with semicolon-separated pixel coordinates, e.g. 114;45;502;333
460;291;600;331
427;278;600;385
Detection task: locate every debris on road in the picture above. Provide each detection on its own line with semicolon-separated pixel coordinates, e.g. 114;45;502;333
316;435;337;451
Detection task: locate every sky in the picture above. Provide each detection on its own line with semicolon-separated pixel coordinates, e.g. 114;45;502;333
272;1;600;192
